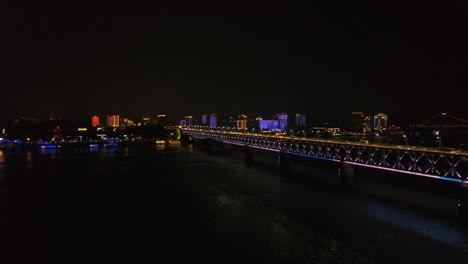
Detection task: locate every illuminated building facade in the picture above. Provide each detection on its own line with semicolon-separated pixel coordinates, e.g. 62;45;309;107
237;114;247;130
363;116;373;133
156;114;166;126
295;113;306;128
92;116;100;127
210;114;217;127
120;118;134;128
351;112;364;132
201;114;208;125
277;113;288;132
106;115;120;128
185;116;193;127
259;120;279;131
374;113;388;131
141;117;151;126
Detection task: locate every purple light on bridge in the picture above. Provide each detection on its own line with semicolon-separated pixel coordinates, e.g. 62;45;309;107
345;161;465;183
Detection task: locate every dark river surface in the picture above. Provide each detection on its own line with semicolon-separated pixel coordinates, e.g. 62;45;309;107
1;143;468;263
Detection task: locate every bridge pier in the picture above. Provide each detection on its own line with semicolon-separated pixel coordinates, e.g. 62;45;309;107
458;182;468;226
338;161;355;190
244;145;255;167
278;151;291;176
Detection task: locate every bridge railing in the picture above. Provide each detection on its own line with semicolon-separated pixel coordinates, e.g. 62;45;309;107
182;128;468;184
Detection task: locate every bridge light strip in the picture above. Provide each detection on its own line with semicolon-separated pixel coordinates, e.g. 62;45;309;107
247;145;280;152
344;161;463;183
190;133;467;184
282;151;338;162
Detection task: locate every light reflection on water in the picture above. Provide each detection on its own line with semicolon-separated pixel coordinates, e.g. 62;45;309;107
25;150;32;163
155;144;166;151
2;144;466;264
89;146;100;152
39;148;59;159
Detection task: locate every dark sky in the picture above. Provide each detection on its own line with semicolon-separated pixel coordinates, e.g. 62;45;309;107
2;1;468;124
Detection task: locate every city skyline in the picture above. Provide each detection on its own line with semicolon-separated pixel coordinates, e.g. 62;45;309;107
1;2;467;123
3;110;467;130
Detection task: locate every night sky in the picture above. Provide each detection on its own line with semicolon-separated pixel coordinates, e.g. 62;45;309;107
2;1;468;124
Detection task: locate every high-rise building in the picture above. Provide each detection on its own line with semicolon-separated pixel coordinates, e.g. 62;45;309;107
185;115;193;127
91;116;100;127
210;114;217;127
201;114;208;125
237;114;247;130
141;117;151;126
277;113;288;132
351;112;364;132
155;114;166;126
106;115;120;128
259;120;279;131
374;113;388;131
295;113;306;128
121;117;134;128
363;116;373;133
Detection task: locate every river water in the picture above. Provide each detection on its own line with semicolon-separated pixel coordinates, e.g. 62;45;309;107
1;144;468;263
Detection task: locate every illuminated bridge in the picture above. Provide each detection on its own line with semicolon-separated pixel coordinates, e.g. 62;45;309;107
181;127;468;224
182;128;468;185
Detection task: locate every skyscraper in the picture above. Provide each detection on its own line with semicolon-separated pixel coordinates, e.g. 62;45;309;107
351;112;364;132
277;113;288;132
185;115;193;127
106;115;120;128
295;113;306;128
201;114;208;125
363;116;373;133
237;114;247;130
374;113;388;132
210;114;217;127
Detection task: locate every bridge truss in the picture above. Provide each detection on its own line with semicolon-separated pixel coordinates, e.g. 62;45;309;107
183;129;468;184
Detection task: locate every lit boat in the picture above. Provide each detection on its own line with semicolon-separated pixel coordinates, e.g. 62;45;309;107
39;142;60;149
103;137;119;148
155;139;167;145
